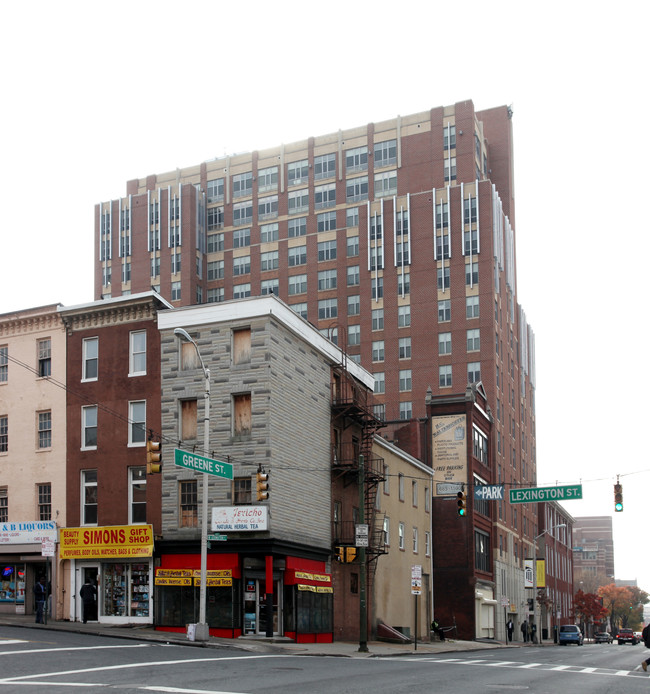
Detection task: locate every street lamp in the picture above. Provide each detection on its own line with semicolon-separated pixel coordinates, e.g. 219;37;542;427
532;523;566;644
174;327;211;642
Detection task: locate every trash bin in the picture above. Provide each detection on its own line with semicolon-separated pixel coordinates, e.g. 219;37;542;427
187;624;196;641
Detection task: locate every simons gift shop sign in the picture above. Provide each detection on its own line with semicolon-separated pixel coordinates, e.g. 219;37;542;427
59;525;154;559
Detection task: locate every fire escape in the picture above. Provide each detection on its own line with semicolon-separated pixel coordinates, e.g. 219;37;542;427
330;355;386;582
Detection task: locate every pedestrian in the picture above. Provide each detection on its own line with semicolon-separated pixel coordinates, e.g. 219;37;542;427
506;619;514;643
531;622;537;644
79;577;97;624
641;623;650;671
33;576;47;624
431;617;445;642
521;621;528;642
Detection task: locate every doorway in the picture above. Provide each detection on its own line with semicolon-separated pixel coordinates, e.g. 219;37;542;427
243;577;281;635
75;565;100;622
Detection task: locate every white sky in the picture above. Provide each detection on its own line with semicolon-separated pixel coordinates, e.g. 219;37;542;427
2;1;648;593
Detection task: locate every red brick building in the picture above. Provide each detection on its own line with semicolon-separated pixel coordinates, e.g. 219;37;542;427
94;101;537;642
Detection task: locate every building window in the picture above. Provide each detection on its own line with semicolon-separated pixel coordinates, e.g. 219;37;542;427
258;195;278;221
465;261;479;286
425;531;431;556
473;427;489;465
412;480;418;507
320;327;337;344
37;483;51;521
318;299;337;320
444;124;456;150
314;153;335;180
233;328;251;365
397;305;410;327
347;207;359;227
181;399;198;440
347;265;360;286
0;345;7;383
82;405;98;449
397;270;410;296
475;530;490;572
261;279;279;296
372;309;384;331
288;217;306;238
398;522;405;550
0;415;7;453
399;369;412;392
372;340;384;362
180;480;198;528
464;228;478;255
466;296;480;319
438;332;452;355
207;232;224;253
318;269;337;291
288;189;309;215
317;211;337;232
37;411;52;449
413;527;419;553
439;365;452;388
80;337;98;381
437;266;450;289
318;240;336;262
467;329;481;352
233;477;252;504
347;235;359;257
398;473;404;501
383;517;390;546
444;156;457;182
129;401;146;446
346;146;368;173
347;294;360;316
0;487;7;523
374;372;385;394
233;201;253;226
468;362;481;384
398;337;411;360
346;176;368;203
233;255;251;276
129;331;146;376
288;245;307;267
314;183;336;209
258;166;278;193
260;222;279;243
207;177;224;203
207;260;224;281
289;274;307;296
371;277;383;300
374;402;385;420
260;251;279;272
171;281;181;301
38;339;51;378
233;227;251;248
82;470;98;525
399;401;412;419
233;393;252;437
129;467;146;524
348;324;361;346
233;283;251;299
375;139;397;167
375;170;397;197
425;487;430;513
288;159;308;186
207;206;224;231
232;171;253;198
207;287;225;303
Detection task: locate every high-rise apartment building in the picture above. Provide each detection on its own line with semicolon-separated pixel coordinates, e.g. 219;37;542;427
95;100;537;641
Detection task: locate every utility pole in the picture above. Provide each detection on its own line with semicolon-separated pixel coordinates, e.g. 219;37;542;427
358;454;368;652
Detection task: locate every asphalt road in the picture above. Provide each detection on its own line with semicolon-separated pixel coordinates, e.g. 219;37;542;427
1;626;649;694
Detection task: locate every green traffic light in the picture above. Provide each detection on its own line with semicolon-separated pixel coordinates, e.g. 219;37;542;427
615;502;623;512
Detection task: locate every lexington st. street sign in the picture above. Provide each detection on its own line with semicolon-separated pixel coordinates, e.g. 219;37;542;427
174;449;233;480
509;484;583;504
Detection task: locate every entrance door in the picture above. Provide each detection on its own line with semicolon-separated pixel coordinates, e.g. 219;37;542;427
75;565;100;622
243;578;281;635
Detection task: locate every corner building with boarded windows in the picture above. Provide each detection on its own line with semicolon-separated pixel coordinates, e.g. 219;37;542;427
95;101;537;642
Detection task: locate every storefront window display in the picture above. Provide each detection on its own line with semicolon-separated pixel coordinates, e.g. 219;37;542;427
0;566;25;604
102;563;149;618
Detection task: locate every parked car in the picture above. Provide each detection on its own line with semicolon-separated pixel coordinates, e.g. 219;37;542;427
594;631;613;643
559;624;584;646
617;628;638;645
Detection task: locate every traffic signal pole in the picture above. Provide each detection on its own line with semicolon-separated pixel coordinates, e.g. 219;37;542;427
358;454;368;653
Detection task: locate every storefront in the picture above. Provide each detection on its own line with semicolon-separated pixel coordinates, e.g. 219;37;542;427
0;521;56;616
155;553;332;642
60;524;154;624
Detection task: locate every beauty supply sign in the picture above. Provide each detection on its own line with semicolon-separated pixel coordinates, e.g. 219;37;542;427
212;506;268;532
432;414;467;496
0;521;57;545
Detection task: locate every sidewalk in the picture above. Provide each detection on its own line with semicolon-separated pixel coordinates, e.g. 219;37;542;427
0;613;534;658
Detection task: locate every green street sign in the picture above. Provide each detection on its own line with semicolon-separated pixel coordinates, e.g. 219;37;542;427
174;449;233;480
208;534;227;542
509;484;583;504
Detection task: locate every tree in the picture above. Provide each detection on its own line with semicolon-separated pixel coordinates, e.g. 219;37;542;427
574;589;608;631
598;584;649;631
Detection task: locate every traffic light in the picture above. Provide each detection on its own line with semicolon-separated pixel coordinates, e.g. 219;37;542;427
146;439;162;474
457;490;467;516
256;468;269;501
614;483;623;512
335;547;357;563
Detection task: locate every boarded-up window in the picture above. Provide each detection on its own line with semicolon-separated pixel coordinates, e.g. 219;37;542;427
233;328;251;365
233;393;251;436
233;477;252;504
180;480;198;527
181;400;197;440
180;342;199;370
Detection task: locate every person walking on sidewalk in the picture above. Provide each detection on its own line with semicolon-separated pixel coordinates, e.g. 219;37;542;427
33;576;47;624
506;619;514;642
521;621;528;642
641;623;650;671
80;577;97;624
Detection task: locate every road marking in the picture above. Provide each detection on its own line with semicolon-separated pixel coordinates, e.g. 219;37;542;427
0;639;27;646
0;644;150;656
140;688;248;694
